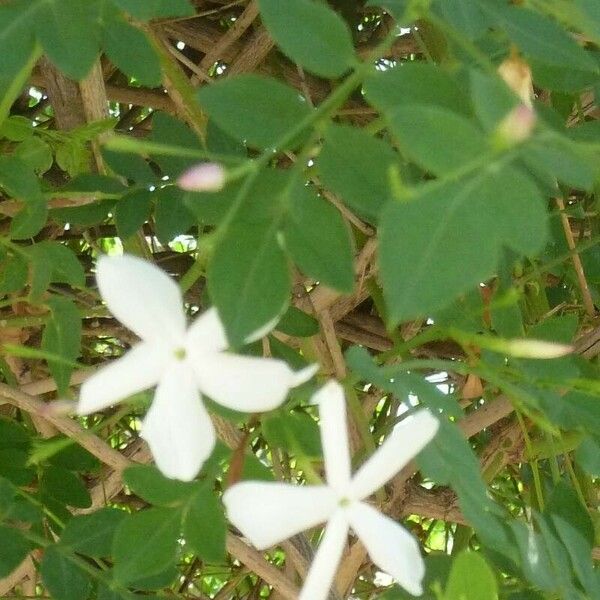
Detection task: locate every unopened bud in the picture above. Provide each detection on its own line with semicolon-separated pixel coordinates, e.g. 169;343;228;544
495;104;537;145
504;339;573;359
177;163;225;192
498;54;534;107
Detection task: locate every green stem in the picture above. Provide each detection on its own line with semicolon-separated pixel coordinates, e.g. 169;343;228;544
515;410;545;512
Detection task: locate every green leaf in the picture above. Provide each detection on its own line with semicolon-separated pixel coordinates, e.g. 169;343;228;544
10;200;47;240
0;526;31;578
40;545;93;600
41;465;91;508
113;508;181;584
0;154;46;239
115;190;153;239
379;166;547;324
28;242;86;288
154;186;195;244
387;105;487;176
284;184;354;292
364;63;470;116
546;483;597;596
490;6;599;74
103;18;161;87
576;436;600;475
258;0;355;78
183;484;226;563
276;306;319;337
103;149;156;185
318;124;399;223
210;218;290;346
36;0;100;80
124;465;199;506
433;0;491;39
111;0;194;20
0;418;30;449
0;7;39;129
41;297;82;395
48;440;100;472
60;509;127;558
444;551;498;600
150;112;203;176
14;137;53;174
0;154;43;202
197;75;312;150
0;253;28;295
0;116;34;141
0;3;36;84
263;410;321;457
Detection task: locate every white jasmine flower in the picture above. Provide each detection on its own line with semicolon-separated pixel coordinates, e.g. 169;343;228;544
77;254;316;481
223;381;439;599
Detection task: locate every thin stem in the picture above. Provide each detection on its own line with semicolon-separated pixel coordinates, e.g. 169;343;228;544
515;410;545;512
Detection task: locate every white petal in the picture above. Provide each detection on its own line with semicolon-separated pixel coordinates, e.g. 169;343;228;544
350;410;439;500
348;502;424;596
141;363;215;481
193;353;314;412
77;343;164;415
314;381;351;493
223;482;336;550
292;363;319;386
96;254;186;344
186;307;229;354
299;510;349;600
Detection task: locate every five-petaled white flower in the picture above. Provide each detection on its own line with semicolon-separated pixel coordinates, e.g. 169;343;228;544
224;381;439;599
77;254;316;482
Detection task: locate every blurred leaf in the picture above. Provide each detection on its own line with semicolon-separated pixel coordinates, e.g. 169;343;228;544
365;63;470;116
113;508;180;584
318;124;398;223
284;183;354;292
41;465;91;508
443;551;498;600
40;545;93;600
0;526;31;578
387;105;487;176
258;0;355;78
115;189;153;239
103;18;161;86
111;0;194;20
154;186;195;244
60;509;127;558
380;166;547;324
41;297;82;395
197;75;312;150
183;484;226;563
124;465;199;506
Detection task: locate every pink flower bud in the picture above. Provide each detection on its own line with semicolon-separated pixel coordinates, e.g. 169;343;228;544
177;163;225;192
496;104;537;144
504;339;573;359
498;55;534;107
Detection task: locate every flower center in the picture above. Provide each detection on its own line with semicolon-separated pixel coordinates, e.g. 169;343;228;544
338;497;351;508
174;347;187;361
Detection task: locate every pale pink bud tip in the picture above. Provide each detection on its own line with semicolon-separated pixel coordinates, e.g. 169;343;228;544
505;339;573;359
177;163;225;192
497;104;537;144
